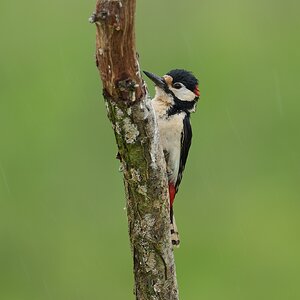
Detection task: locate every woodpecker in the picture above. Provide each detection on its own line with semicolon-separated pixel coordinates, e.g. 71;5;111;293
144;69;200;246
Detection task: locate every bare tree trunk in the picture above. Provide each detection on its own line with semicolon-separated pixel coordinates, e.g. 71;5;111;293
89;1;179;299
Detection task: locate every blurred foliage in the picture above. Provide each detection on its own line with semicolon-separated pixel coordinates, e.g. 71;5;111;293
1;0;300;299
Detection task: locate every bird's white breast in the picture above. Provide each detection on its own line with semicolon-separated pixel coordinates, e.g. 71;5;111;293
152;98;185;184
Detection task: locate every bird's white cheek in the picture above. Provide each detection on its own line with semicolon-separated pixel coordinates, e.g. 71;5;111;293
170;87;195;101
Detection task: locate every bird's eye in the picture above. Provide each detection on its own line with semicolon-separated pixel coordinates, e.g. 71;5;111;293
173;83;182;89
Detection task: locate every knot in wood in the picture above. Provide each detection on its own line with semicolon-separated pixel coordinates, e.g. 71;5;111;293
99;10;109;20
88;12;97;23
89;10;109;23
118;79;137;92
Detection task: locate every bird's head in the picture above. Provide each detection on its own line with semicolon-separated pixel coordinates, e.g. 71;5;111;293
144;69;200;114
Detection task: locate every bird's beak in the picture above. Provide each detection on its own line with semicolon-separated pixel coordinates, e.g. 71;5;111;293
143;71;166;90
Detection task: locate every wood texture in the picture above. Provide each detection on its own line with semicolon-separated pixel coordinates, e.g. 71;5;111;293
90;0;179;299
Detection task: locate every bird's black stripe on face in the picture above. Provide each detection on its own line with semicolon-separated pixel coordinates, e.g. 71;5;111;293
167;90;198;115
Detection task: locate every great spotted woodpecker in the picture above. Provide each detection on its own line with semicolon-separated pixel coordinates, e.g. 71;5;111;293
144;69;200;247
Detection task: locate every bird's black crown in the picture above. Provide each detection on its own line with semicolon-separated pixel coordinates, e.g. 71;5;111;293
167;69;198;92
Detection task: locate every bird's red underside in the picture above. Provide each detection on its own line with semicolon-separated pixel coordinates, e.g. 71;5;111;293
168;183;176;207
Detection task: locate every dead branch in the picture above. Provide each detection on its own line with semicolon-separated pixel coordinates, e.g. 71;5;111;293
90;0;179;299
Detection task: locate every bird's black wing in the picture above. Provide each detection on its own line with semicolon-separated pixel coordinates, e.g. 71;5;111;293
175;114;192;191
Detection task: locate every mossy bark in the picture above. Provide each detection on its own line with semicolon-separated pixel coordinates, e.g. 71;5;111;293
90;0;179;299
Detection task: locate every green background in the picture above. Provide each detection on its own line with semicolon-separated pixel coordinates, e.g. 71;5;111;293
1;0;300;299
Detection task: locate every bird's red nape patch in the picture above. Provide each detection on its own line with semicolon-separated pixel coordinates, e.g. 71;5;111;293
194;85;200;97
168;183;176;207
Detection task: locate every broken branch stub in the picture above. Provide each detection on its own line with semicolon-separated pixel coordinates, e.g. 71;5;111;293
92;0;143;102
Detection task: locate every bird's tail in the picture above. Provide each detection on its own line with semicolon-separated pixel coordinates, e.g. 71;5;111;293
170;208;180;247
